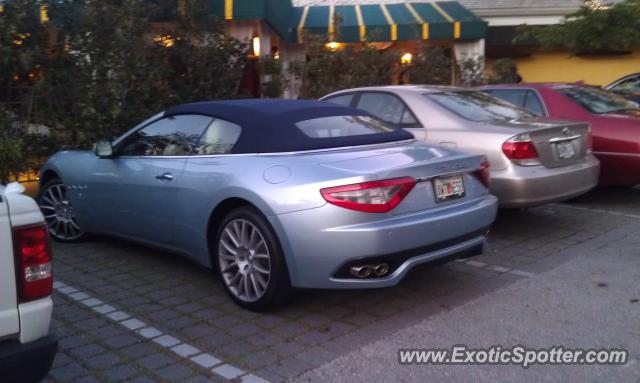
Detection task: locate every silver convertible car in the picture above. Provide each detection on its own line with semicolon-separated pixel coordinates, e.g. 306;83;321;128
321;86;600;208
38;100;498;309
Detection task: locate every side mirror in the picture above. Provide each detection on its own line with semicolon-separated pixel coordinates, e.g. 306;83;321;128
93;139;114;157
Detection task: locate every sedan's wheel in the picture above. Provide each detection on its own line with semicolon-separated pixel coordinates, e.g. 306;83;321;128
37;179;84;242
215;207;291;310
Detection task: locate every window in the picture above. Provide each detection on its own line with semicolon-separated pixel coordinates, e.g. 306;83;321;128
118;115;212;156
611;76;640;93
486;89;526;108
324;94;354;107
356;93;421;128
194;119;241;155
560;87;639;114
296;115;397;138
425;91;534;122
524;91;545;116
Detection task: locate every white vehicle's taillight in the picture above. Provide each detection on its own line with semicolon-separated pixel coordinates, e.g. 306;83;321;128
473;159;491;189
13;224;53;302
502;133;541;165
320;177;416;213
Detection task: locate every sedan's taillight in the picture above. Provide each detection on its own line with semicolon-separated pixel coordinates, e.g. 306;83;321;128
320;177;416;213
502;134;540;165
473;159;491;189
13;224;53;302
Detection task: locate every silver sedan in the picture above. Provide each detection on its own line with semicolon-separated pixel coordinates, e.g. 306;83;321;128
38;99;498;310
321;86;600;207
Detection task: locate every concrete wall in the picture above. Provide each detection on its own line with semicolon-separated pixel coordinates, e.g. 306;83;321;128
494;50;640;86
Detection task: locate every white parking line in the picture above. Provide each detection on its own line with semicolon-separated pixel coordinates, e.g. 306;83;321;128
552;203;640;220
51;280;269;383
454;258;535;278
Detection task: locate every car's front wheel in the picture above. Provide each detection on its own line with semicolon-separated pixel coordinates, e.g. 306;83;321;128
37;178;85;242
215;207;291;310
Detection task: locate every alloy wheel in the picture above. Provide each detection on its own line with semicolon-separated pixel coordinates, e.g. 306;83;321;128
38;183;83;241
218;219;271;302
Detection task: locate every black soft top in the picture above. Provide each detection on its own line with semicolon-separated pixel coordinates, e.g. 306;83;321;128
164;99;412;153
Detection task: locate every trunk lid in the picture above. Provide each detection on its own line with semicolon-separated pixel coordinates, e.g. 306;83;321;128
496;119;590;169
0;186;20;339
317;141;487;214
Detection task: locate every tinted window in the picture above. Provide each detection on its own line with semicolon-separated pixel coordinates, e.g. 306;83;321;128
524;91;545;116
425;91;534;122
612;76;640;93
194;119;241;155
324;94;354;106
560;87;640;114
486;89;526;108
356;93;420;128
118;115;212;156
296;115;397;138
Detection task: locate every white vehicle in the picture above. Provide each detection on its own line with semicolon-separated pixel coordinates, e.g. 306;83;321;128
0;183;57;382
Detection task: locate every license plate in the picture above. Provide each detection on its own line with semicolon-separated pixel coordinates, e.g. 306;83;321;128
434;175;465;203
555;140;576;160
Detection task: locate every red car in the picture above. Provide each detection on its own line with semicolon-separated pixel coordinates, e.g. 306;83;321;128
479;84;640;186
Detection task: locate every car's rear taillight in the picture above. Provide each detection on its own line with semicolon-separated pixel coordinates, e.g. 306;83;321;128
586;131;593;152
502;134;540;165
473;159;491;189
13;224;53;302
320;177;416;213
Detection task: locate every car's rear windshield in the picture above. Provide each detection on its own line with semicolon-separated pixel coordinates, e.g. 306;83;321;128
295;115;399;138
560;87;640;114
424;91;534;122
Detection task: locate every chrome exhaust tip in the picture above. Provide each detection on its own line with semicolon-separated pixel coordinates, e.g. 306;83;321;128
350;265;373;278
374;263;390;276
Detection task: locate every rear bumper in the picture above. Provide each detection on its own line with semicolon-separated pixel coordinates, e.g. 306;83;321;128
491;154;600;208
270;194;498;289
0;332;57;383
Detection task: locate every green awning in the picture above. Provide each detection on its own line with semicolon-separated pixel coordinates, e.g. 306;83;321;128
209;0;295;42
292;1;487;43
211;0;485;43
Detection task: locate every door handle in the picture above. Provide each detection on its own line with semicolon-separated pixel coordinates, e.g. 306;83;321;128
155;173;174;181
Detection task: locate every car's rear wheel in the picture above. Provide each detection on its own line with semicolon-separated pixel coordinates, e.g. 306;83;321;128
37;178;85;242
215;207;291;310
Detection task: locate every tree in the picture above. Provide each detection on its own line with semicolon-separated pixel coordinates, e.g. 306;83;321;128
516;0;640;54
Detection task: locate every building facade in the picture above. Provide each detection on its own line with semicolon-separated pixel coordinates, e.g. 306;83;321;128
471;0;638;86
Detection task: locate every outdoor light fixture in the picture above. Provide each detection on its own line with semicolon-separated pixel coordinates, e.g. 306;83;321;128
326;42;339;51
153;35;175;48
252;36;261;57
401;52;413;65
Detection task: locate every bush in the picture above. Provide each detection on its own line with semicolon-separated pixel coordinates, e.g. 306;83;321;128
488;58;519;84
289;32;397;99
407;45;452;85
456;56;486;87
1;0;250;164
0;109;25;183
